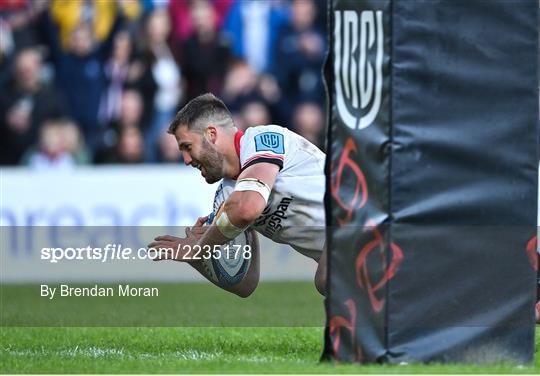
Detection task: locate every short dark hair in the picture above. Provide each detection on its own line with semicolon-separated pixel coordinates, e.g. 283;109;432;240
168;93;234;134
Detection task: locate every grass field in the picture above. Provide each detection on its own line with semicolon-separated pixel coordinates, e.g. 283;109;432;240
1;282;539;374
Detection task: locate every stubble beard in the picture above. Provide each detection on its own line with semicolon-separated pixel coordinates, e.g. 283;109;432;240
200;137;224;184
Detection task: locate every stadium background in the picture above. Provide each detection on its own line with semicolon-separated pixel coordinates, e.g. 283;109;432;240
0;0;327;167
1;0;327;282
0;1;332;372
1;0;539;373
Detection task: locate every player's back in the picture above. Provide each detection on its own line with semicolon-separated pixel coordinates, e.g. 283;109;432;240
222;125;326;260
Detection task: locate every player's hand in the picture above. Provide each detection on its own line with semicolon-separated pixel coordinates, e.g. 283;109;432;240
185;215;209;243
148;216;208;262
147;234;187;261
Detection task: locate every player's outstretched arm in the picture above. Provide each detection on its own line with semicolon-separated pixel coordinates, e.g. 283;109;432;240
178;163;279;262
224;163;280;228
181;162;277;296
149;163;277;296
149;218;260;298
192;163;279;251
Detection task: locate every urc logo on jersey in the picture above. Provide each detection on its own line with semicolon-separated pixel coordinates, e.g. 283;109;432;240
254;132;285;154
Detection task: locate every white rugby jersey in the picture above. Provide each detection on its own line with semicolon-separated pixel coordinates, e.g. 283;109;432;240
211;125;326;261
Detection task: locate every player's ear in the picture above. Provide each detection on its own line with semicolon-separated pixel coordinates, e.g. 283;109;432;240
206;126;218;144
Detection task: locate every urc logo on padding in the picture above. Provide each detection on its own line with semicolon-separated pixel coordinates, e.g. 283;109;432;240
334;10;384;130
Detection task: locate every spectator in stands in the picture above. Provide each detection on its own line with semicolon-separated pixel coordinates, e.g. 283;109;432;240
221;60;258;110
59;117;91;164
112;126;145;164
156;132;182;164
168;0;233;62
25;118;73;170
272;0;326;119
117;89;145;130
133;7;182;162
221;60;282;124
239;99;272;130
96;88;146;161
0;0;46;51
182;0;232;100
0;48;68;165
99;30;134;126
49;0;140;52
223;0;288;73
140;0;168;14
292;101;325;151
96;124;145;164
44;4;126;151
0;0;328;167
22;117;90;170
0;19;16;89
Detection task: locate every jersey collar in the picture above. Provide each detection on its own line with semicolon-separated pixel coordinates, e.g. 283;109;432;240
234;130;243;157
232;130;244;180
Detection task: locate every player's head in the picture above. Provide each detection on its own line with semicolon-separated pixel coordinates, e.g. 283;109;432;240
168;93;235;183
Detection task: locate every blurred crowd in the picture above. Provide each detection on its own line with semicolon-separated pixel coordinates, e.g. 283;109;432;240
0;0;327;168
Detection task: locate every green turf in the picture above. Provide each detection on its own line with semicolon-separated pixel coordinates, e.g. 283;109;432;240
1;282;539;373
1;282;325;326
1;327;538;374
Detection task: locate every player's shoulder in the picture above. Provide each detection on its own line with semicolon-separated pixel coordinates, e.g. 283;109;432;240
240;124;294;154
243;123;289;138
243;124;288;136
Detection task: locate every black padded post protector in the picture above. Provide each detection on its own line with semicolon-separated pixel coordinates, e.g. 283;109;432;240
324;0;539;364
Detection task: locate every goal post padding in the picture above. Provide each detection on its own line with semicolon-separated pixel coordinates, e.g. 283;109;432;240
324;0;538;363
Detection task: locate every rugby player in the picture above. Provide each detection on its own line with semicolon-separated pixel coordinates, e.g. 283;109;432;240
148;93;327;297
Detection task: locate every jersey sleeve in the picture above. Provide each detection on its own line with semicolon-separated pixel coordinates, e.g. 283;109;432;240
239;126;289;171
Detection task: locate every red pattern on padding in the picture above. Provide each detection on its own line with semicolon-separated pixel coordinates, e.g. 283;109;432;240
329;299;363;362
355;222;404;313
331;138;368;226
525;236;538;271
